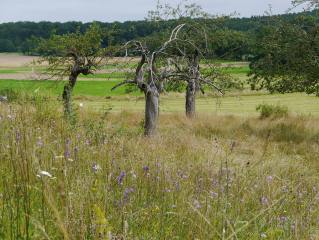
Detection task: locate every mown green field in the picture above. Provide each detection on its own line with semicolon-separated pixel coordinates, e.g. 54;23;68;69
0;79;130;96
0;61;318;116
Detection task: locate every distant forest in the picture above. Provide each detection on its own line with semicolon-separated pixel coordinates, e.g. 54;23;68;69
0;11;315;60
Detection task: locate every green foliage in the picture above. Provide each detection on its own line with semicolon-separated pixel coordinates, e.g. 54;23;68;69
0;39;15;52
0;11;316;60
249;14;319;95
37;23;106;79
256;103;288;119
208;29;253;60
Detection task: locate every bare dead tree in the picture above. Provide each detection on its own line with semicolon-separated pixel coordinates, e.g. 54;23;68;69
159;24;224;118
147;1;225;118
291;0;319;9
112;25;186;136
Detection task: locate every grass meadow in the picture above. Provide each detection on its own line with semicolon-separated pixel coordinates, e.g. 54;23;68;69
1;98;319;239
1;54;319;239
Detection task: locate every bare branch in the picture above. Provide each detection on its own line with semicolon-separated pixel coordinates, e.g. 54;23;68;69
111;80;137;91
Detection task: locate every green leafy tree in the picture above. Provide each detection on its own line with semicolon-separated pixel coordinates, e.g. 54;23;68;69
249;11;319;95
36;23;107;115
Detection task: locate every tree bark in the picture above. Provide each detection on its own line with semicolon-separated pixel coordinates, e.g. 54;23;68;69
185;50;200;118
144;83;159;136
186;79;196;118
62;72;78;116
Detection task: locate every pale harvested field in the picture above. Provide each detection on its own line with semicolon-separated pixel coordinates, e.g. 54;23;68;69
0;53;139;68
0;53;38;67
0;54;139;80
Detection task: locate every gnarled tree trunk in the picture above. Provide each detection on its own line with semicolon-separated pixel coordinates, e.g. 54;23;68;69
62;72;78;116
186;79;196;118
144;83;159;136
185;50;200;118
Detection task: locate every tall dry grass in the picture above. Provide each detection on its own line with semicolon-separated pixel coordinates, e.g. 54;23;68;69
0;98;319;239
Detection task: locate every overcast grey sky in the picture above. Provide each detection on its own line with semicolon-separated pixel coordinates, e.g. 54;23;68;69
1;0;301;23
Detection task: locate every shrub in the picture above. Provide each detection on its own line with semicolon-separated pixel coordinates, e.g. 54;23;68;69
256;103;288;119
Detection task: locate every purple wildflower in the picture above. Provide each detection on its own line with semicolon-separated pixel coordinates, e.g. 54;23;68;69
64;139;71;159
123;187;134;203
279;216;288;224
117;171;126;185
143;166;149;172
266;175;273;183
210;191;218;199
261;196;269;206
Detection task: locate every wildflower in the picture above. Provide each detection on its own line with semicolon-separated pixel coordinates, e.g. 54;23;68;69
92;163;102;173
143;166;149;172
37;170;53;178
282;185;289;193
279;216;288;224
117;171;126;185
64;139;71;159
266;175;273;183
15;131;21;142
260;196;269;206
85;139;91;146
36;137;44;147
123;187;134;202
79;102;84;108
193;199;201;209
260;233;267;238
210;191;218;199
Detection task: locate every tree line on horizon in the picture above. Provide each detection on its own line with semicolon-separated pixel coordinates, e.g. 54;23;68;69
0;10;316;61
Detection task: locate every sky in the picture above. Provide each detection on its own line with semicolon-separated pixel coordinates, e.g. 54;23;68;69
1;0;303;23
